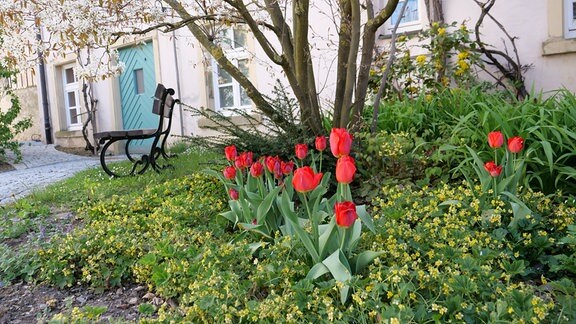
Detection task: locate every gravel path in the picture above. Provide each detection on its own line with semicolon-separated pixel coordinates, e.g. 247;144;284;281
0;142;100;205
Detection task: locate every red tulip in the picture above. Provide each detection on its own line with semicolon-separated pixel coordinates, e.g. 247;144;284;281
315;136;327;152
336;155;356;184
508;136;524;153
223;166;236;180
292;166;323;193
229;188;239;200
488;131;504;149
334;201;358;228
330;128;353;158
265;156;280;173
224;145;237;161
295;144;308;160
484;161;502;177
235;152;253;169
281;161;295;175
250;161;264;177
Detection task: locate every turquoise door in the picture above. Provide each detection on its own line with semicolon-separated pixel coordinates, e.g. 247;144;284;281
118;42;157;151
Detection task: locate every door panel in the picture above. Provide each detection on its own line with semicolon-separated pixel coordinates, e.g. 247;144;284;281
118;42;157;151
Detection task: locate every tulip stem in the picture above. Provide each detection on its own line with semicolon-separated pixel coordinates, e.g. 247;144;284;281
302;193;319;257
340;228;348;254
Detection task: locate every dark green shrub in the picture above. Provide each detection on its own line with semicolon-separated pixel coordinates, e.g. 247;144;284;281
182;81;318;161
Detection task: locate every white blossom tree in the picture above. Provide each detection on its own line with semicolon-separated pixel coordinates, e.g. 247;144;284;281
0;0;400;134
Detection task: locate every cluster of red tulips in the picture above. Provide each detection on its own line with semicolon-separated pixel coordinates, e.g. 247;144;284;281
221;128;360;228
484;131;524;177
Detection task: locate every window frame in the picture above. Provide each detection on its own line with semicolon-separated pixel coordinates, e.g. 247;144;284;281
211;28;252;114
61;64;82;131
564;0;576;39
381;0;423;35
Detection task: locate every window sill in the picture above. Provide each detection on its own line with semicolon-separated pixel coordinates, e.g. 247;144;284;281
55;130;83;138
198;113;262;129
378;27;422;40
542;37;576;55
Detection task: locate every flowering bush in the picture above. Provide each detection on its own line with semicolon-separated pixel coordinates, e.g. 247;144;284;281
208;129;379;304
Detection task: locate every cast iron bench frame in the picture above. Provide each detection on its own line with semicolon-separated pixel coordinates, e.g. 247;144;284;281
94;84;179;177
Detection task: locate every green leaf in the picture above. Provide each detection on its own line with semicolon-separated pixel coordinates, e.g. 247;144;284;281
539;140;555;174
247;242;267;255
280;190;319;263
238;223;272;239
347;219;362;252
352;250;384;274
318;219;336;259
138;253;157;266
306;262;330;280
256;186;281;224
356;204;375;233
322;249;352;283
219;210;238;224
322;250;353;305
501;192;533;233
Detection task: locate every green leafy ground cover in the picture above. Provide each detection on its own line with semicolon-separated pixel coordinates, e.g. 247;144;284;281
1;90;576;323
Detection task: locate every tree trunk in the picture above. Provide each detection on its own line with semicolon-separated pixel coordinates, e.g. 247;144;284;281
349;0;399;130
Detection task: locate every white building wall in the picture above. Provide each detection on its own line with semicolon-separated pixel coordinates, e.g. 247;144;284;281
377;0;576;94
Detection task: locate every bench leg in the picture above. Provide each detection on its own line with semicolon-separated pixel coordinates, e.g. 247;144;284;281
99;139;151;177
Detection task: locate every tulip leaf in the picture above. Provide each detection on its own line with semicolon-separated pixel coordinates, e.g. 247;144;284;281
238;197;253;223
318;219;336;259
246;174;258;192
356;204;375;233
245;191;262;204
281;191;319;263
283;174;294;199
238;223;272;239
306;262;330;280
348;219;362;252
501;191;533;233
247;242;267;255
322;250;352;283
256;187;281;224
219;210;238;225
203;169;225;183
352;250;384;274
339;285;351;305
322;250;352;305
228;201;243;223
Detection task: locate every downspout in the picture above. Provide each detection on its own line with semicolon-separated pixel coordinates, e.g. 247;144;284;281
172;28;184;136
37;29;53;144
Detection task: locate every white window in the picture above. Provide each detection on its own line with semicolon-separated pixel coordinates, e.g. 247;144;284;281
382;0;423;35
62;65;82;130
211;28;252;113
565;0;576;39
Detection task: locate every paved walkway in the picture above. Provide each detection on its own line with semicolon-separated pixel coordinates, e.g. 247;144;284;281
0;142;100;205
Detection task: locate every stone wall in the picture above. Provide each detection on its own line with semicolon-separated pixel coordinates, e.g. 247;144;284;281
0;86;43;143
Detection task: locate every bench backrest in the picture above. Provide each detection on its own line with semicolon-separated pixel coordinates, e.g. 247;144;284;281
150;84;178;134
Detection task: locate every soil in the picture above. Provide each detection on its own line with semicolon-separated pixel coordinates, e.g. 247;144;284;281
0;209;162;323
0;282;150;323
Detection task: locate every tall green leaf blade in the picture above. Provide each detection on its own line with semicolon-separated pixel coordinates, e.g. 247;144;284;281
256;187;280;224
280;191;319;262
352;251;385;274
356;204;375;233
307;262;330;280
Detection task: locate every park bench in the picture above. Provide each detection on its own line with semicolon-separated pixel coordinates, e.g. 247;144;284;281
94;84;179;177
